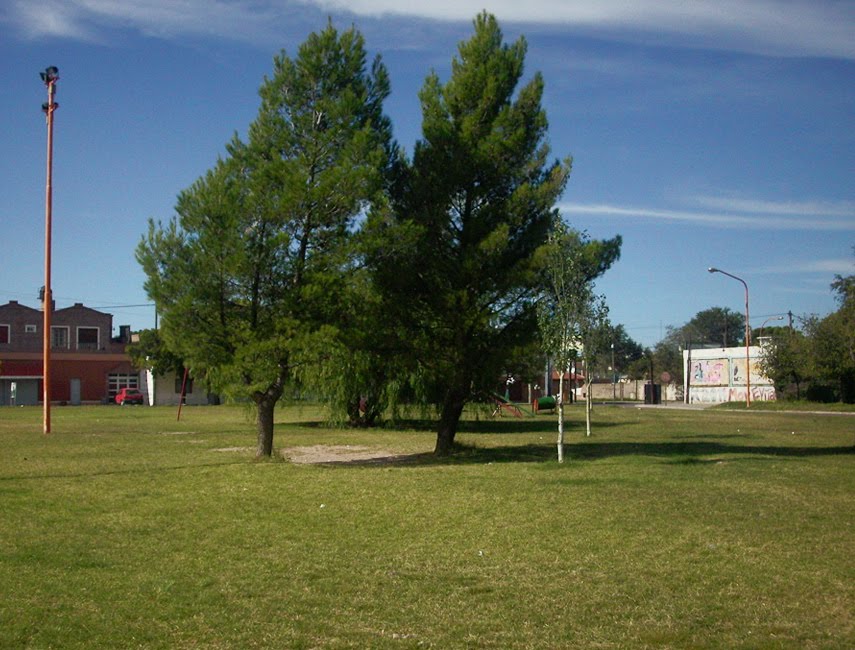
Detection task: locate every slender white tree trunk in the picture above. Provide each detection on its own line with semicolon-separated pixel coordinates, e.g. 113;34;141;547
557;372;565;462
585;376;593;437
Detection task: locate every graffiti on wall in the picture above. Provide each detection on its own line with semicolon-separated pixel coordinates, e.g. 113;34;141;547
691;359;729;386
689;385;776;404
730;358;772;386
685;346;775;404
691;357;771;388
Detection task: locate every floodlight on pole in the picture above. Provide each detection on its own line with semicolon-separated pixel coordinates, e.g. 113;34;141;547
41;65;59;434
708;266;751;408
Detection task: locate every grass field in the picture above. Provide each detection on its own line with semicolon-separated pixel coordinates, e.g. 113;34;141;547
1;403;853;649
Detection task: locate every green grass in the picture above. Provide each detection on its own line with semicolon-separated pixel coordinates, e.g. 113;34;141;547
1;403;853;649
712;399;855;413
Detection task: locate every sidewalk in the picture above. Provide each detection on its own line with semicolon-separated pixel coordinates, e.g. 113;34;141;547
602;400;855;415
603;400;709;410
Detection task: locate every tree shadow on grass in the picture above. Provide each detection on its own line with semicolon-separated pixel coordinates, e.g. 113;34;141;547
446;440;855;465
0;459;252;482
295;417;618;435
326;439;855;467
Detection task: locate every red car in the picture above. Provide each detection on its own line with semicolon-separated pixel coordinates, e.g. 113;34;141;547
115;388;145;405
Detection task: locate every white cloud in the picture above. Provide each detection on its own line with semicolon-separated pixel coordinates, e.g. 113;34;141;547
693;196;855;218
5;0;855;59
6;0;97;40
300;0;855;59
559;202;855;231
753;259;855;275
5;0;288;44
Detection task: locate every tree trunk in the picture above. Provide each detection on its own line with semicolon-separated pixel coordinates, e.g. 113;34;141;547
557;372;565;462
435;391;466;456
585;377;593;437
254;369;287;458
345;398;362;427
256;395;276;457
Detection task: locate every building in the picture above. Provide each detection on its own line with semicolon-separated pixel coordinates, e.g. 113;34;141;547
682;345;775;404
143;369;213;407
0;300;139;406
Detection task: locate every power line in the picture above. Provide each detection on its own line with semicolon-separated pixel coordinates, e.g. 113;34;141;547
96;303;155;309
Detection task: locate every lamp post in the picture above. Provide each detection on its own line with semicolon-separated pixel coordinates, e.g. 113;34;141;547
610;343;616;399
759;315;785;340
708;267;751;408
41;65;59;434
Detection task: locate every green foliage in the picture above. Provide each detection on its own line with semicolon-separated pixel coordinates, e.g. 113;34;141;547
137;23;392;453
126;328;184;376
303;267;399;427
367;13;571;453
801;251;855;402
537;223;593;371
807;310;855;402
681;306;746;347
759;326;811;400
609;323;645;377
537;222;616;375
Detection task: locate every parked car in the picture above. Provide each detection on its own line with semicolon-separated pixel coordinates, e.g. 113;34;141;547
115;388;145;405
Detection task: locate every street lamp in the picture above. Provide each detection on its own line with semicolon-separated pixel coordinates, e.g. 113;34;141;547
610;342;616;399
759;315;785;340
708;267;751;408
41;65;59;434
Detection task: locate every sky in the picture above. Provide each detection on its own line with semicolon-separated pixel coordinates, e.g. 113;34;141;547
1;0;853;348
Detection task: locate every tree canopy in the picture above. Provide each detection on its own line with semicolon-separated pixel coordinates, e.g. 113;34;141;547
682;307;746;347
137;23;392;456
366;12;571;455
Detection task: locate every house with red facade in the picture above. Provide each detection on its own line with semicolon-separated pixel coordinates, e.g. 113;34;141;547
0;300;139;406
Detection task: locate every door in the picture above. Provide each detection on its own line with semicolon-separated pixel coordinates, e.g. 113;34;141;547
70;378;81;406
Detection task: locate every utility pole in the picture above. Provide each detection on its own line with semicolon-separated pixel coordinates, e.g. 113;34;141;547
40;66;59;434
709;267;751;408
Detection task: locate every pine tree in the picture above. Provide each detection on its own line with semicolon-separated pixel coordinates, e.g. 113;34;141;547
138;23;391;456
369;13;571;455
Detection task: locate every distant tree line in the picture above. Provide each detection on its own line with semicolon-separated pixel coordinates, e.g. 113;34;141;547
759;254;854;403
616;253;854;403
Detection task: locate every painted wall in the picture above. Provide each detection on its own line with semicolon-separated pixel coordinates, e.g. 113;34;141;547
682;346;775;404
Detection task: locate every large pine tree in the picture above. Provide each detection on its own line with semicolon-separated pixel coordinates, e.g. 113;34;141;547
369;13;571;455
137;23;392;456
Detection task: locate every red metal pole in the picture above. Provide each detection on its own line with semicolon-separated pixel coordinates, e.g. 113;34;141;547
177;367;189;421
743;281;751;408
42;69;59;434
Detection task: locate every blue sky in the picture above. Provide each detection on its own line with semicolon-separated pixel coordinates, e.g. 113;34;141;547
2;0;853;347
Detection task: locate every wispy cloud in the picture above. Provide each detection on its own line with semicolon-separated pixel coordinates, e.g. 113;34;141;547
5;0;97;40
5;0;854;60
559;201;855;231
693;196;855;218
301;0;855;59
5;0;293;45
752;259;855;275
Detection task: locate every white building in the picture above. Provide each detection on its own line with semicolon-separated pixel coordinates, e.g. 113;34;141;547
142;370;211;406
682;345;775;404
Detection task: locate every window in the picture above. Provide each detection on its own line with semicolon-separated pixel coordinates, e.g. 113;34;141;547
50;326;70;349
25;324;37;333
0;324;8;344
77;327;99;350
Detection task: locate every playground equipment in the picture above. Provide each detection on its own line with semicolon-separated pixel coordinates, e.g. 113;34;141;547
534;395;556;413
491;392;527;417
